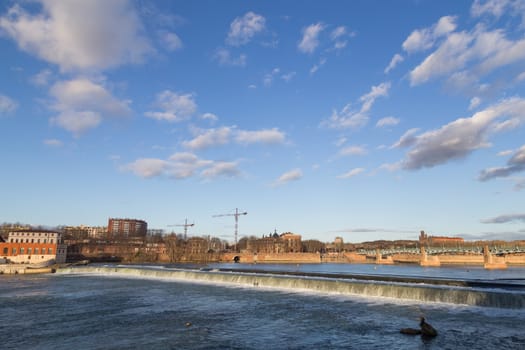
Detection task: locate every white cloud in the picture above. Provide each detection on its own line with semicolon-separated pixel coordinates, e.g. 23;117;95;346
360;82;391;113
408;22;525;87
182;127;232;150
298;22;324;54
214;48;247;67
384;53;404;74
310;57;327;74
497;149;513;156
379;162;402;172
376;116;400;128
43;138;63;147
235;128;286;145
49;78;131;135
281;71;296;82
471;0;515;19
469;97;482;110
125;158;168;178
183;126;287;149
409;31;472;85
330;26;349;49
159;31;182;51
168;152;212;179
263;68;280;87
330;26;346;40
394;98;525;170
339;146;367;156
201;113;218;122
272;168;303;186
402;16;457;53
391;128;420;149
337;168;365;179
124;152;241;180
51;111;102;135
30;69;53;86
323;82;390;129
0;0;153;72
200;161;240;179
335;137;347;147
145;90;196;122
324;105;367;129
226;12;266;46
479;144;525;181
492;118;521;132
0;94;18;114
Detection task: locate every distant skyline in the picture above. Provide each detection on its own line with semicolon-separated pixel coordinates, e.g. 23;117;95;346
1;0;524;243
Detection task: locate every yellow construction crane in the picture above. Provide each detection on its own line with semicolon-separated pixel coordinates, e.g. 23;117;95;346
212;208;247;252
167;218;194;239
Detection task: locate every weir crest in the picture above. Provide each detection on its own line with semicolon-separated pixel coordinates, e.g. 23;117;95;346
57;266;525;309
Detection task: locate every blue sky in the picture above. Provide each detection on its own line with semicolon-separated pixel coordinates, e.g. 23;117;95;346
1;0;524;243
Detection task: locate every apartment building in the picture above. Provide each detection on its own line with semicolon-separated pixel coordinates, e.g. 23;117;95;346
108;218;148;238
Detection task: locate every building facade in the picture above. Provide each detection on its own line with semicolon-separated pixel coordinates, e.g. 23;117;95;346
0;230;67;264
419;230;464;246
246;232;303;253
108;218;147;238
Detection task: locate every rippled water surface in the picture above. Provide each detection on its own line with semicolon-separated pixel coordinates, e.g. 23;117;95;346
1;271;524;349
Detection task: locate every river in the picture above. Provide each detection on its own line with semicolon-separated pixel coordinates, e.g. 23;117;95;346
0;263;524;349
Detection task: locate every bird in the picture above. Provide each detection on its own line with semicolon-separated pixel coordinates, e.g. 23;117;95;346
419;317;438;337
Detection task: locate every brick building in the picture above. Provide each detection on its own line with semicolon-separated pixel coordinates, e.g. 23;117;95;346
246;232;303;253
419;230;464;246
0;229;67;264
108;218;147;238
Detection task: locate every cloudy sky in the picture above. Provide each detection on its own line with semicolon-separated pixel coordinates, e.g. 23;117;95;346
1;0;524;243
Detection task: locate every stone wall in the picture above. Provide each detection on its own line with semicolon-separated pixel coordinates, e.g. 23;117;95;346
437;255;484;264
505;253;525;265
220;252;321;263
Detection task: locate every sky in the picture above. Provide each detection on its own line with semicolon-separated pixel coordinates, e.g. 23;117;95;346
1;0;524;243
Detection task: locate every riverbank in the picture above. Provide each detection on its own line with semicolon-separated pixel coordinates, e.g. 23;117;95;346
0;263;57;274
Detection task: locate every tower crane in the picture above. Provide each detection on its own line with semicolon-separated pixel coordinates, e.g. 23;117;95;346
167;218;194;240
212;208;247;252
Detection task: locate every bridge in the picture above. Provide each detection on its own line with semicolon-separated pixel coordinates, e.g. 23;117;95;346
353;245;525;269
358;246;525;257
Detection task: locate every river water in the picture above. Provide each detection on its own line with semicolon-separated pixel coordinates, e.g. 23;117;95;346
1;263;524;349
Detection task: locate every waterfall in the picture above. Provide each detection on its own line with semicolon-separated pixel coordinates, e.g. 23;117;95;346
57;266;525;309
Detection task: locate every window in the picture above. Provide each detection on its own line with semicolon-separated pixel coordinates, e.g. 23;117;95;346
35;248;39;254
48;248;53;254
28;248;32;255
12;248;16;254
3;247;7;255
20;248;25;254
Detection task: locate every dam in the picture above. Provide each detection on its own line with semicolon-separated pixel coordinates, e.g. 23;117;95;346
57;265;525;309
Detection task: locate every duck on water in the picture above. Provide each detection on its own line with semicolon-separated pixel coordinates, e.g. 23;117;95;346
400;317;438;337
